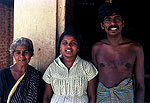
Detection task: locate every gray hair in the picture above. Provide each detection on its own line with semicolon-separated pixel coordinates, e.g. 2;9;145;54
9;37;34;56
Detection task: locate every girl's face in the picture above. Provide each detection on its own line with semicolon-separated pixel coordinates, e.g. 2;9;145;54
60;35;79;59
13;45;32;67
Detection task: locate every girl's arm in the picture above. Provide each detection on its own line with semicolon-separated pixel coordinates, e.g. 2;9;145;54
87;76;98;103
43;83;53;103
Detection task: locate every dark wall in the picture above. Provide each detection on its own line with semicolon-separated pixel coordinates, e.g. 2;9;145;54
66;0;150;71
66;0;150;102
66;0;105;61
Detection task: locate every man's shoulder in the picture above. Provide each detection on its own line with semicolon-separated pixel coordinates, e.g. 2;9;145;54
92;39;108;50
121;38;143;52
127;39;142;46
93;40;105;47
121;38;141;46
131;42;143;52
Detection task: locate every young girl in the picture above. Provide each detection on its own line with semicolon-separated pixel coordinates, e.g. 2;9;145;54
43;30;98;103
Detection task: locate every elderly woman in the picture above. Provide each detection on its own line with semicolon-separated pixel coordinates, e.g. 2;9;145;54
0;37;44;103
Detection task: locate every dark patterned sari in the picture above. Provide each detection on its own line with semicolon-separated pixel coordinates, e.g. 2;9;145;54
8;65;43;103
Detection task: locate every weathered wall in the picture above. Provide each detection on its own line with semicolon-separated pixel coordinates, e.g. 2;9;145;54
0;3;13;69
14;0;57;73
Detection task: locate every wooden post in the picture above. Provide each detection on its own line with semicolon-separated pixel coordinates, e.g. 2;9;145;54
57;0;66;38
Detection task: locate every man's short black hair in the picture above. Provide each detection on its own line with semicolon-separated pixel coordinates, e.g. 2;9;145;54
98;2;124;24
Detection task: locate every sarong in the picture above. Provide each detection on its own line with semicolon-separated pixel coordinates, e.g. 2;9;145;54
96;78;134;103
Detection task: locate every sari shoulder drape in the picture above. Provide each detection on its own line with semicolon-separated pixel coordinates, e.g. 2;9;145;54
7;65;41;103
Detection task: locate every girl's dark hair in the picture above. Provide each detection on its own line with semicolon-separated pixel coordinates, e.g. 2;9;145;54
56;29;81;57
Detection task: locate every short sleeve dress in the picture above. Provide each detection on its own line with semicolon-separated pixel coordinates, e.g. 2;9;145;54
43;55;98;103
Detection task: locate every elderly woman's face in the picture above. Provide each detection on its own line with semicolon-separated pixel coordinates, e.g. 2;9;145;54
13;45;32;66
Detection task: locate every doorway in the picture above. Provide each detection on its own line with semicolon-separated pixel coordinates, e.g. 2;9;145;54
66;0;150;102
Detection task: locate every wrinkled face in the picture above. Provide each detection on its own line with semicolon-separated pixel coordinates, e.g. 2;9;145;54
13;45;32;66
101;13;124;36
60;35;79;59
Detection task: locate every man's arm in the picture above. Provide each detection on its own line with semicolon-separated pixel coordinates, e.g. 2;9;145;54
43;83;53;103
91;44;98;68
134;44;145;103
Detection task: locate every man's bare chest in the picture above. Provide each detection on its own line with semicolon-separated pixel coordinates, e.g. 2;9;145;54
96;47;136;69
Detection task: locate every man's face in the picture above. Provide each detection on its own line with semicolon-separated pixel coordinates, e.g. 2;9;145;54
101;13;124;36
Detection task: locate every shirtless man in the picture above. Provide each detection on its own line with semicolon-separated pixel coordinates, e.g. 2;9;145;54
92;2;144;103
